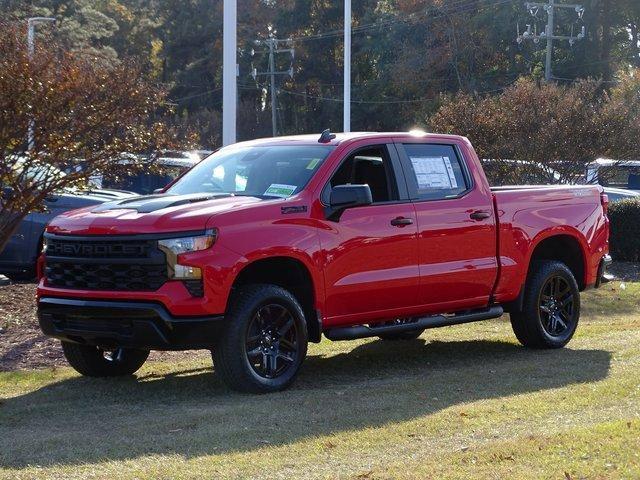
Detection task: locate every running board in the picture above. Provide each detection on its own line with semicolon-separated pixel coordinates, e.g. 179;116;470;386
323;305;504;341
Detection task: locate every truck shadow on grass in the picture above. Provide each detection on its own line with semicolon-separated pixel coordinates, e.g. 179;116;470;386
1;339;611;468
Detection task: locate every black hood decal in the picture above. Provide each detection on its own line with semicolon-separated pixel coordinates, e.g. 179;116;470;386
91;193;233;213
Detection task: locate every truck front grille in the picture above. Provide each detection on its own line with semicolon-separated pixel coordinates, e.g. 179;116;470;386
44;235;167;292
45;261;167;291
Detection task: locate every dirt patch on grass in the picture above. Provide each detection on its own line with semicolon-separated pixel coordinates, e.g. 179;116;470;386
0;282;207;371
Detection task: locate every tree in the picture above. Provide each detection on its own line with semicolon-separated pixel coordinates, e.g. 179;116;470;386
428;76;640;185
0;21;188;254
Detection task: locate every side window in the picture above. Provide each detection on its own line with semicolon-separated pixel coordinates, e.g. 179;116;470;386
323;145;399;204
401;144;468;200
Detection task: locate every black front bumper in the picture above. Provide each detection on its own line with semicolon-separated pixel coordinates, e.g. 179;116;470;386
38;297;225;350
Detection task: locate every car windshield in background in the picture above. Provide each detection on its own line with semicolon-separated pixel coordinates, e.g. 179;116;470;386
102;165;189;195
167;145;334;198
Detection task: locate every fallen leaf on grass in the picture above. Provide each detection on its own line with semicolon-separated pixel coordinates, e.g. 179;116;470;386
356;470;373;479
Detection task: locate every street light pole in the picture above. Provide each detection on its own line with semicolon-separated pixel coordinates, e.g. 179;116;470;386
343;0;351;133
26;17;55;152
222;0;237;146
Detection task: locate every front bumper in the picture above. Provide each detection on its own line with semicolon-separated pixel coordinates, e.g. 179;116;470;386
38;297;225;350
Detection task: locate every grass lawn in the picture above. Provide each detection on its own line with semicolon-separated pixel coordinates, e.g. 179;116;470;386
1;283;639;479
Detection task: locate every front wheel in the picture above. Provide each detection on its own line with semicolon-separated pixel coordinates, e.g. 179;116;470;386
61;341;149;377
510;260;580;349
213;284;308;393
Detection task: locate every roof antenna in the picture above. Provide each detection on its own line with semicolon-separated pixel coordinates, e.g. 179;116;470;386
318;129;336;143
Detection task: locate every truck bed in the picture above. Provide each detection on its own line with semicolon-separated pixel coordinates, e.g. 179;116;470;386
491;183;608;303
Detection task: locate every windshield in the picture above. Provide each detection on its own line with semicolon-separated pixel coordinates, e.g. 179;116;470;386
167;145;334;198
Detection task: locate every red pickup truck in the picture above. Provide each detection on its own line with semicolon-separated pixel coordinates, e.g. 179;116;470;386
37;131;610;392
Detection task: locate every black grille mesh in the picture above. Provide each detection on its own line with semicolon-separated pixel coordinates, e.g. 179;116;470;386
46;262;167;291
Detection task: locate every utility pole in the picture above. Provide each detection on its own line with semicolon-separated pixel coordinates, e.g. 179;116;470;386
251;35;294;137
222;0;237;146
517;1;586;81
343;0;351;133
26;17;55;152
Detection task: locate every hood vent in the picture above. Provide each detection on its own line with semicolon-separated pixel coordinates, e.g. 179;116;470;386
92;193;233;214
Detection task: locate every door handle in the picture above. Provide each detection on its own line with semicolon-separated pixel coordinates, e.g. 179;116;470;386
469;210;491;221
390;217;414;227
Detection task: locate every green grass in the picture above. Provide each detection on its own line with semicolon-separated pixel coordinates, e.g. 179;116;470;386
1;283;639;479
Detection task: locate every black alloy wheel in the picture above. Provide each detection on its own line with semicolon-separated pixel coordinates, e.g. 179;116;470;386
510;260;580;349
245;303;300;379
538;275;576;337
212;284;308;393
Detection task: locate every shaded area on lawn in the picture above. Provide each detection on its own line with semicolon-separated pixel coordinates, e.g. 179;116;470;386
0;338;610;468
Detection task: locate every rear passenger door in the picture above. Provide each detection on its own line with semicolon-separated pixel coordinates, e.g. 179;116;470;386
395;141;498;313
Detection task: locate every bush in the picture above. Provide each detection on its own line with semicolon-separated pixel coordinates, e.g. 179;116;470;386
608;199;640;262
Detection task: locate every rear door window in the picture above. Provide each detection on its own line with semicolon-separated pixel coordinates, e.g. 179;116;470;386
398;144;469;201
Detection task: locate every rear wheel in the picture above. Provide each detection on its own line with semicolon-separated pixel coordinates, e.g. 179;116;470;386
213;284;308;393
61;341;149;376
510;261;580;349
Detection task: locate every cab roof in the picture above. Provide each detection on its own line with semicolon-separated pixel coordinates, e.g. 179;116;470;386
220;131;468;149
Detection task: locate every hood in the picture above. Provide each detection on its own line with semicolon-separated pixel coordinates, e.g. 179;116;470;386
47;193;265;235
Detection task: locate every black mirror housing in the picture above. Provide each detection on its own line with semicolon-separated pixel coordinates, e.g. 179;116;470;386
326;184;373;220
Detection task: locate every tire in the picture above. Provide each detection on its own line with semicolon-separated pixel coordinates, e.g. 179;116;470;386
61;341;149;377
510;260;580;349
212;284;308;393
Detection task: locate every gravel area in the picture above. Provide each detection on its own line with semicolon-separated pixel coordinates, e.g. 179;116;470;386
0;282;207;371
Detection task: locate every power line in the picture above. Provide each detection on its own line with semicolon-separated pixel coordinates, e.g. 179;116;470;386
273;77;520;105
289;0;519;43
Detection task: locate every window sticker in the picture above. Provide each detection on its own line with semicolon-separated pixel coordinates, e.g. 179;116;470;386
306;158;322;170
410;156;458;189
265;183;297;198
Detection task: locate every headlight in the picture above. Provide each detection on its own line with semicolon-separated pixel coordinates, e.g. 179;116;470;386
158;231;216;279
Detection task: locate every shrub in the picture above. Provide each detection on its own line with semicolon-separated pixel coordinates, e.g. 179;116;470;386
608;199;640;262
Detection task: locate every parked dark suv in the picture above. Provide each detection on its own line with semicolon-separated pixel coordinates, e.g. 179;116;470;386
0;162;133;280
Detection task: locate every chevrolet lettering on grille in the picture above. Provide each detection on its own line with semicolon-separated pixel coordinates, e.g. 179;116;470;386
50;243;148;257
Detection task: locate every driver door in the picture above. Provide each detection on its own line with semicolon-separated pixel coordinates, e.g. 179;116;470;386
317;143;420;326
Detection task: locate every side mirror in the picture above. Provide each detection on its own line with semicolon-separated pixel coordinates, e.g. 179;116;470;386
326;184;372;220
153;188;165;194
